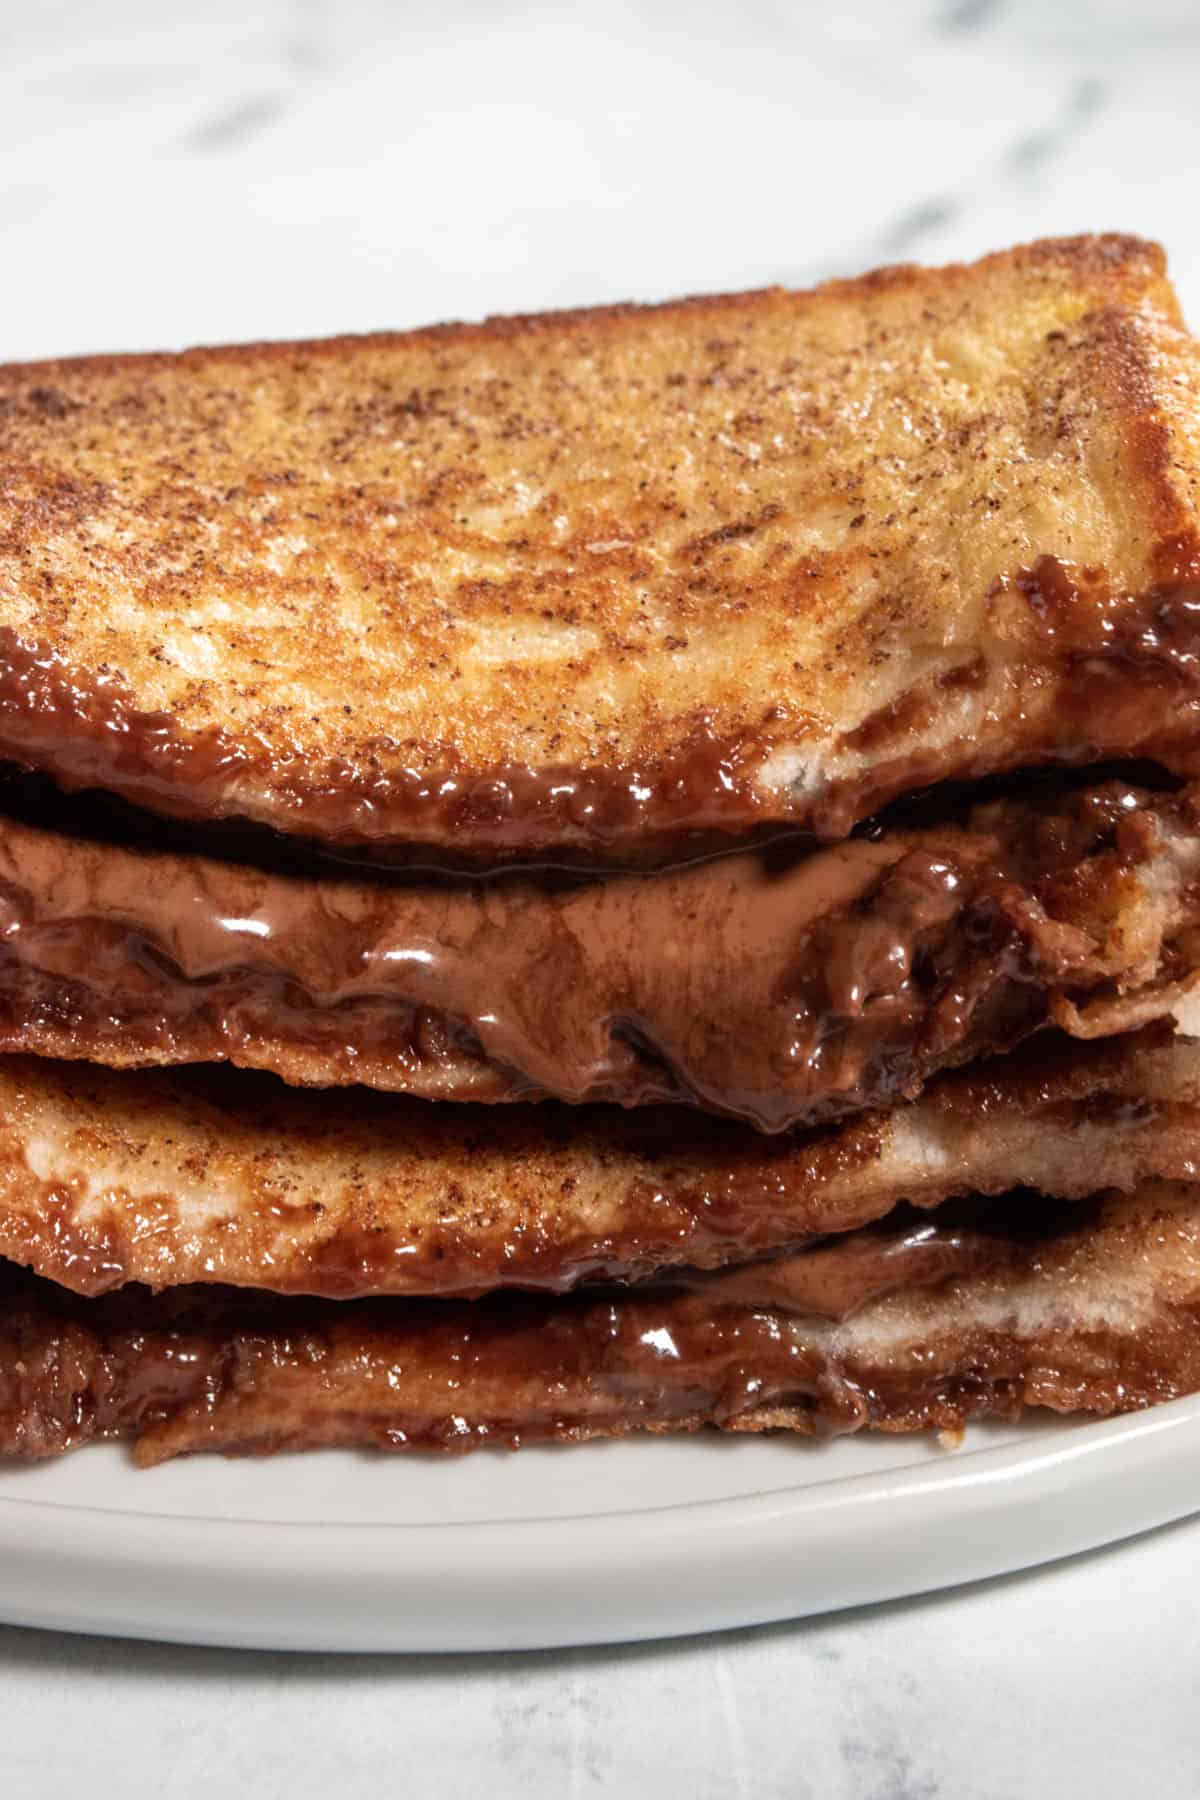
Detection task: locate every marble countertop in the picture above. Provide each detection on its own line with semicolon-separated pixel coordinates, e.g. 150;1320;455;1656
4;0;1200;1793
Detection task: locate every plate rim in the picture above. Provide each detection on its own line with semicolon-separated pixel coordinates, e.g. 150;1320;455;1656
2;1395;1200;1652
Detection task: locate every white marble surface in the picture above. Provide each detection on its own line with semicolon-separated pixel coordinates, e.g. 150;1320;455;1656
4;0;1200;1791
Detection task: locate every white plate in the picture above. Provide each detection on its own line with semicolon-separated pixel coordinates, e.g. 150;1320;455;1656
2;1398;1199;1651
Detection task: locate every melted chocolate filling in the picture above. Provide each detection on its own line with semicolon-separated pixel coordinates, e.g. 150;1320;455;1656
0;775;1188;1128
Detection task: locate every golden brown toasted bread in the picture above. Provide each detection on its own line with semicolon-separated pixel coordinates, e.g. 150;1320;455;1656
1;774;1199;1124
1;1025;1197;1301
5;1181;1199;1462
3;236;1200;857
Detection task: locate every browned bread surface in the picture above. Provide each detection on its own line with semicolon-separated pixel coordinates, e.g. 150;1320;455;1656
4;1181;1199;1461
3;236;1200;855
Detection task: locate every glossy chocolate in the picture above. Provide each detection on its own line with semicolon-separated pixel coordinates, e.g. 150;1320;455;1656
0;777;1190;1129
661;1207;1017;1317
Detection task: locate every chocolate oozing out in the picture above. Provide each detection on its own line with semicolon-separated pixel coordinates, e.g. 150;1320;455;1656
0;776;1195;1130
659;1198;1028;1316
4;1185;1197;1466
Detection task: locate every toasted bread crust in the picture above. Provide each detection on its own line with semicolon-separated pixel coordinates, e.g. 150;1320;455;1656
3;235;1200;855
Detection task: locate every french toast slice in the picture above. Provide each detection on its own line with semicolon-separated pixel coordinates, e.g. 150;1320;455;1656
3;236;1200;858
4;1181;1200;1462
0;1025;1195;1301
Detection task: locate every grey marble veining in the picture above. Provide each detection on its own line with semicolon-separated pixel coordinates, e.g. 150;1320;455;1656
2;2;1200;1794
4;0;1200;362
